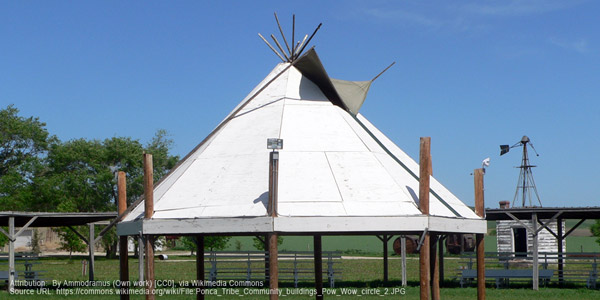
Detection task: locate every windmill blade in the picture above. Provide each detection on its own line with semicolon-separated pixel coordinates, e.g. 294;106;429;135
529;142;540;156
500;145;510;156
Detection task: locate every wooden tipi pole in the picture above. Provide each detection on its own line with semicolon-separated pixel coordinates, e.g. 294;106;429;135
419;137;431;300
474;168;486;300
268;151;280;300
118;171;130;300
144;154;155;300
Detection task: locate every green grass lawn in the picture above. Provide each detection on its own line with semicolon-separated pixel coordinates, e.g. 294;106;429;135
2;229;600;299
2;253;600;299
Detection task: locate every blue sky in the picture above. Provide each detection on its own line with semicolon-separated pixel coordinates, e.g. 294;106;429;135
2;1;599;209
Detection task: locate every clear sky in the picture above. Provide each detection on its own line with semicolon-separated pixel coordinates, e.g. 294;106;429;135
2;1;599;209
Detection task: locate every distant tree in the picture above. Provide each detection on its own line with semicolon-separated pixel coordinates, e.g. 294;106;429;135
252;236;283;251
591;220;600;247
0;227;8;248
56;227;87;258
0;106;179;257
45;131;179;257
30;229;41;254
181;236;232;255
0;105;55;211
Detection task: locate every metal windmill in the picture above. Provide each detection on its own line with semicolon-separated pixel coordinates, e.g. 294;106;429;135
500;136;542;207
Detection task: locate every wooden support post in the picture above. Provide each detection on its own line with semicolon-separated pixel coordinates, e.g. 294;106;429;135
196;236;204;300
269;233;279;300
557;218;564;285
138;234;144;282
474;168;486;300
268;151;279;217
89;224;95;282
401;236;407;287
419;137;431;300
438;236;445;286
264;235;270;285
144;153;155;300
268;150;280;299
314;235;323;300
431;235;440;300
383;235;389;282
8;216;15;293
532;212;539;291
118;171;130;299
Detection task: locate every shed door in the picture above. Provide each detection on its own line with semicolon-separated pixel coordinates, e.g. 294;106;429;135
513;227;527;256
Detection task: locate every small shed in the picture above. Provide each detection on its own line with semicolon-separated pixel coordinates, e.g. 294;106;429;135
495;202;565;256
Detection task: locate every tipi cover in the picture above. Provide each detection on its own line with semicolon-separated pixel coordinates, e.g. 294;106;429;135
118;49;485;236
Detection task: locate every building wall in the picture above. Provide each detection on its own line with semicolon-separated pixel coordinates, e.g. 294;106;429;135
496;219;566;254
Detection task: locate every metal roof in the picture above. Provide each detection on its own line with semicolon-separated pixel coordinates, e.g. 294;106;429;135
485;207;600;220
0;211;117;227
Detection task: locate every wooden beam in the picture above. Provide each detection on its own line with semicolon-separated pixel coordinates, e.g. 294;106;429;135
474;168;485;300
268;151;279;217
314;235;323;300
557;218;564;285
505;212;534;232
67;226;89;245
532;212;539;291
382;235;389;282
145;236;155;299
144;153;155;300
401;235;407;287
144;153;154;219
534;211;563;235
14;216;38;238
138;234;144;282
431;235;440;300
564;219;586;238
438;235;445;286
8;217;15;293
419;137;431;300
269;233;279;300
118;171;130;300
537;219;559;239
196;236;205;300
89;224;95;281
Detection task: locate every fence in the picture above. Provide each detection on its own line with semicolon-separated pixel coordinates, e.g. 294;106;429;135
457;251;598;288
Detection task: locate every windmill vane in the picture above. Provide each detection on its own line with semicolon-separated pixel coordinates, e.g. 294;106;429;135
499;135;542;207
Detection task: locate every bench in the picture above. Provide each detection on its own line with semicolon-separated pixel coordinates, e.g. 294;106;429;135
460;269;554;288
204;251;342;288
0;253;46;284
0;270;19;283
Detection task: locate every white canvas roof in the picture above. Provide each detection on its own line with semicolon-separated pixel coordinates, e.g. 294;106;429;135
118;49;485;235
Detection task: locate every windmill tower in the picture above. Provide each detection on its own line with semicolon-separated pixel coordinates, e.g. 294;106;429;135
500;135;542;207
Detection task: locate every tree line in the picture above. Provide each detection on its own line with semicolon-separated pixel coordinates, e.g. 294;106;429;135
1;105;282;256
0;104;180;256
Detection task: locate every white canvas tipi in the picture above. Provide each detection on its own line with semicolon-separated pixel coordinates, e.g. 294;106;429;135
118;48;485;236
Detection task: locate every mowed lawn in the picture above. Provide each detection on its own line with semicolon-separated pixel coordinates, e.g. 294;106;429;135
2;227;599;298
1;254;599;299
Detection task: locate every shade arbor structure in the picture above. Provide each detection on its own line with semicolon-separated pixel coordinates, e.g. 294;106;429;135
486;207;600;290
0;211;117;292
116;39;486;299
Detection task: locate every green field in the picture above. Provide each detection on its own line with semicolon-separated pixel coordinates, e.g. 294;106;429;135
219;234;600;255
2;255;600;299
2;222;600;299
